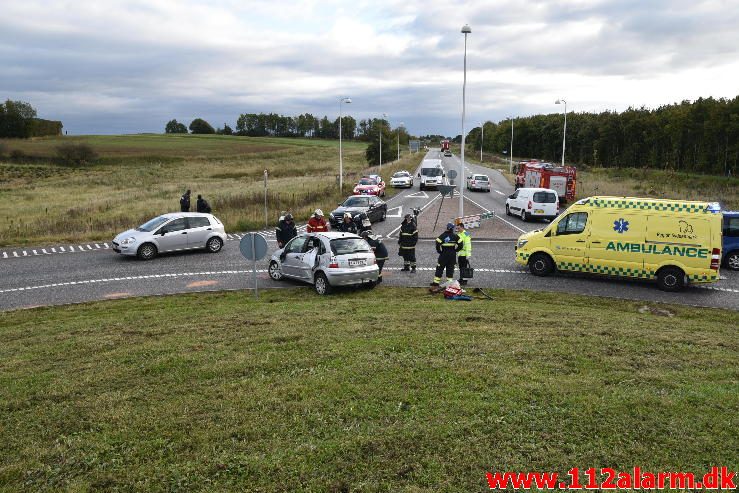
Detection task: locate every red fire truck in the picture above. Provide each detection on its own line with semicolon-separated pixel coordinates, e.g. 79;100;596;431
514;160;577;203
441;139;450;152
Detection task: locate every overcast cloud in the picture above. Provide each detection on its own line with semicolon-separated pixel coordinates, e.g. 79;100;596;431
1;0;737;136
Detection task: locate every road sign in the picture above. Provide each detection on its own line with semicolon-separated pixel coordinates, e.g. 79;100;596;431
240;233;268;260
447;169;457;180
438;184;455;197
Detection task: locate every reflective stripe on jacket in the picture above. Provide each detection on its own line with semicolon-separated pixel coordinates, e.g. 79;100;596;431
458;230;472;257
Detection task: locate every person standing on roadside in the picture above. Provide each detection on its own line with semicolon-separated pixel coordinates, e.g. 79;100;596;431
456;223;472;285
398;213;418;272
276;213;297;248
196;194;212;213
180;189;191;212
431;222;463;287
307;209;329;232
361;230;388;284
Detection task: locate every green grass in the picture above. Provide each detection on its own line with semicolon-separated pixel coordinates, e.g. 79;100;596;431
0;135;423;246
0;289;736;492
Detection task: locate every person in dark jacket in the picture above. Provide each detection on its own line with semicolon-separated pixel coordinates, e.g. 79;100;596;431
180;189;191;212
276;213;297;248
196;194;211;213
355;212;372;234
431;222;463;287
337;213;358;234
361;230;388;284
398;213;418;272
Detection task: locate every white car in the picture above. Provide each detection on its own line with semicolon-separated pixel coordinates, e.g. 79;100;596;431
390;171;413;188
112;212;226;260
506;188;559;222
466;174;490;192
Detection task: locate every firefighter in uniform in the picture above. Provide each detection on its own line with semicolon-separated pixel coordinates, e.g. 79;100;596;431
456;223;472;285
431;222;463;287
398;213;418;272
361;230;388;284
337;212;358;234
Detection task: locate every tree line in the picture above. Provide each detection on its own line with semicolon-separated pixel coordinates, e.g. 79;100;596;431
0;100;62;138
467;96;739;175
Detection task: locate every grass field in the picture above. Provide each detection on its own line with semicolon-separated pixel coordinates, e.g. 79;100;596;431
0;135;423;246
0;288;736;492
465;151;739;209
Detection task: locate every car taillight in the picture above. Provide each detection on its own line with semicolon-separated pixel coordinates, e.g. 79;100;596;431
528;200;532;210
710;248;721;270
329;256;339;269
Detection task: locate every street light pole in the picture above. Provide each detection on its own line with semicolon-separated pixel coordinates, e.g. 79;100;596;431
397;122;404;161
339;97;352;192
379;112;387;172
509;116;514;174
459;24;471;219
555;99;567;167
480;121;484;162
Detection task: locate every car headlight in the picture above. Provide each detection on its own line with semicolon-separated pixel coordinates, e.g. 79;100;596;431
517;239;528;249
121;236;137;246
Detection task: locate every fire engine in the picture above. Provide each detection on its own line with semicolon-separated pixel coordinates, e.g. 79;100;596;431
514;160;577;203
440;139;450;152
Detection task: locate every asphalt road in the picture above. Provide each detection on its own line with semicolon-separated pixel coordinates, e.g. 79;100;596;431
1;151;737;311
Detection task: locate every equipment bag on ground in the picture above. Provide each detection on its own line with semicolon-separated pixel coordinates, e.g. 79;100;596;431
461;266;474;279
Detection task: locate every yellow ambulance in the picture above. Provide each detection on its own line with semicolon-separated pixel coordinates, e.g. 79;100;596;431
514;196;723;291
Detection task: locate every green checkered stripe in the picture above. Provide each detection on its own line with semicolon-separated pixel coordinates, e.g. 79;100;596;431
689;272;718;282
518;252;531;262
557;261;654;278
591;198;710;213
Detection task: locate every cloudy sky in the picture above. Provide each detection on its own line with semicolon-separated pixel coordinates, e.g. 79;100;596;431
2;0;738;136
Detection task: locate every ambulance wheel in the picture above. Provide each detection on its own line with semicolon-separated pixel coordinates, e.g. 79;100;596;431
529;253;554;276
656;266;686;292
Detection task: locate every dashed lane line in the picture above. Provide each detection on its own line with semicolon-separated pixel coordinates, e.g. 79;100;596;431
494;190;505;195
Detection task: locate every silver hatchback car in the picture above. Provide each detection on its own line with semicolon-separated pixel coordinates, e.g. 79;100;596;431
112;212;227;260
268;232;378;294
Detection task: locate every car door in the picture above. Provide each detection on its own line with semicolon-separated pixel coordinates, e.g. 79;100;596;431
186;216;212;248
549;211;589;271
280;236;308;278
295;236;324;280
508;190;520;212
156;218;189;252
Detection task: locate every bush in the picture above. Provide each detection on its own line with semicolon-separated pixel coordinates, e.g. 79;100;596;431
55;143;98;166
189;118;215;134
9;149;25;161
0;142;7;158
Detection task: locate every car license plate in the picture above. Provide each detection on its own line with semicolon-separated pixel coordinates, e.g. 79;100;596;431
535;209;544;214
349;259;365;266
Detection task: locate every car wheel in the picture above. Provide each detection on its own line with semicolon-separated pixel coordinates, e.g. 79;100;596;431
657;266;686;292
520;209;527;222
268;261;283;280
206;236;223;253
529;253;554;276
314;272;332;295
506;205;511;216
726;251;739;271
380;209;387;221
137;243;157;260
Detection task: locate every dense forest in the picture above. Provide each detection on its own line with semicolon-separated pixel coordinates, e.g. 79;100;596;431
468;96;739;175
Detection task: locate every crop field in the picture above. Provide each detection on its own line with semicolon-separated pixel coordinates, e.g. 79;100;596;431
0;288;736;492
468;152;739;209
0;135;423;246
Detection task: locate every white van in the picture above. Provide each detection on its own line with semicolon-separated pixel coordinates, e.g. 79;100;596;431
506;187;559;221
418;159;445;191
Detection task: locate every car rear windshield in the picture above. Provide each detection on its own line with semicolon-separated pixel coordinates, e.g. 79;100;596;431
358;178;377;185
342;197;370;207
474;175;489;181
330;238;371;255
421;168;443;176
533;192;557;203
137;215;170;232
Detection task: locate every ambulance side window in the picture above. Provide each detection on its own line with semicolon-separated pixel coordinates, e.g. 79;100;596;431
557;212;588;235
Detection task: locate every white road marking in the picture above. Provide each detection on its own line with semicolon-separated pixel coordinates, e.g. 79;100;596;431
51;248;57;253
13;252;18;257
59;247;65;252
494;190;505;195
407;191;429;199
2;252;7;259
42;249;48;254
33;250;38;255
386;206;403;218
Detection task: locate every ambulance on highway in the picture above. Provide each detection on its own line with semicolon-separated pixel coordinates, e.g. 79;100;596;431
514;196;723;291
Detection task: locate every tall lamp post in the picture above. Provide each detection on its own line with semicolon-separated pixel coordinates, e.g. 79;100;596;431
379;113;387;172
509;116;514;174
397;121;404;161
339;96;352;191
480;121;484;161
459;24;471;218
555;99;567;167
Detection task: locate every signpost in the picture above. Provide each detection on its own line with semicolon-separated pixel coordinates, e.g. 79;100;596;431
239;233;268;299
433;184;457;230
263;169;269;228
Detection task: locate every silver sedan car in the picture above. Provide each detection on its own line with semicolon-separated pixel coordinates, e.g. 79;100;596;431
112;212;227;260
268;232;378;294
